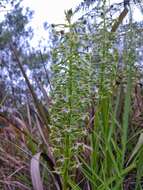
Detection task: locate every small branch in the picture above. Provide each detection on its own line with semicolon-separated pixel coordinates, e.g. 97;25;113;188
9;44;51;133
39;50;53;92
111;8;128;32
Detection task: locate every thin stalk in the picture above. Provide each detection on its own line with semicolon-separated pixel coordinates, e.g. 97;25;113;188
62;24;73;190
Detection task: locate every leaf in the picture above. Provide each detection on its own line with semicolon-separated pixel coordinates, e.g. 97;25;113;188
30;152;44;190
127;133;143;166
68;178;82;190
30;152;62;190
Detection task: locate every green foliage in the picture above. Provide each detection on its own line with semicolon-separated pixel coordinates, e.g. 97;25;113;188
48;1;142;189
0;0;143;190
